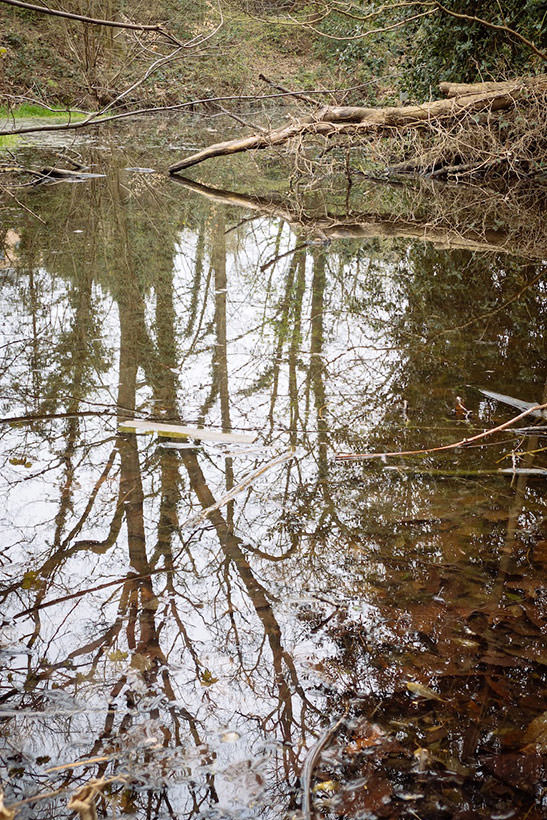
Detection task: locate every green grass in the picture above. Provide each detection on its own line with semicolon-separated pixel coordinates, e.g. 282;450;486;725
0;134;19;148
0;103;86;120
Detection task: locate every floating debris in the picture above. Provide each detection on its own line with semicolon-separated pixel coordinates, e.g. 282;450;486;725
479;388;547;420
118;418;256;444
221;731;240;743
406;681;444;702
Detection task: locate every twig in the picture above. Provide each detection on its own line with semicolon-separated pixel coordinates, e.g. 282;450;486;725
302;714;346;820
217;104;266;133
10;568;174;620
179;449;295;529
0;409;117;424
335;403;547;461
290;7;437;42
0;185;46;223
68;778;124;820
258;74;320;107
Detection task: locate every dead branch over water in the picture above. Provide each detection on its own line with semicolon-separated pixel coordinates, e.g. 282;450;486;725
169;76;547;175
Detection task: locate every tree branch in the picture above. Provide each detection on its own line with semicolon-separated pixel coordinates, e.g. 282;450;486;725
335;403;547;461
0;0;184;46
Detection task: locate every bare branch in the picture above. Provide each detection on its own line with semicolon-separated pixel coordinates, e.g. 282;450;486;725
289;7;437;41
335;403;547;461
0;0;185;46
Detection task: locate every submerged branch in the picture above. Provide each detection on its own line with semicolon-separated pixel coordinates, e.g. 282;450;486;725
302;714;347;820
179;449;295;530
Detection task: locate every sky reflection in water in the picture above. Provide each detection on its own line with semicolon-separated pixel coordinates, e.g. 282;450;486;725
0;138;546;819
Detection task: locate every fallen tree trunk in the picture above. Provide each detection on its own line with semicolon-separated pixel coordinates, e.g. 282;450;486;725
168;75;546;173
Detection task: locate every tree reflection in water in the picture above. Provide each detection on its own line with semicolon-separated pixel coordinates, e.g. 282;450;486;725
0;148;545;819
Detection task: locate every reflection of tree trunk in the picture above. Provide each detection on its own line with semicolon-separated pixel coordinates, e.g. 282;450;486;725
28;266;41;402
117;284;157;654
309;251;328;479
268;244;299;432
110;163;157;657
288;251;306;446
153;254;181;566
211;210;235;521
211;211;231;433
184;220;206;338
52;268;93;547
143;246;217;770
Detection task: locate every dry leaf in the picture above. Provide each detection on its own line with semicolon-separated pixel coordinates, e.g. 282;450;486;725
521;711;547;753
406;681;444;701
0;791;16;820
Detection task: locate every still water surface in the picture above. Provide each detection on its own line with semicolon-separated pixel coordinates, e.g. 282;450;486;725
0;125;546;819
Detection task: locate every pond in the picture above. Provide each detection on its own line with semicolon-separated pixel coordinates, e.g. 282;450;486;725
0;120;546;820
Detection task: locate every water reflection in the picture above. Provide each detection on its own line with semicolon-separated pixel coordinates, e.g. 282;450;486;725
0;145;545;819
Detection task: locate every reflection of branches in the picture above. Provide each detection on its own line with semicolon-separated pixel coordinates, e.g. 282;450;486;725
171;175;547;259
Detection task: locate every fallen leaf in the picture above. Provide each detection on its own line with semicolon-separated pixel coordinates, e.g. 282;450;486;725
0;791;15;820
130;653;153;672
21;570;41;590
483;753;545;792
221;731;240;743
413;747;431;771
200;669;218;686
108;650;128;663
521;711;547;753
313;780;338;794
406;681;444;701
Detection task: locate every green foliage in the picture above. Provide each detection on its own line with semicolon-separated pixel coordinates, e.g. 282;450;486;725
404;0;546;97
299;0;545;102
0;103;85;119
0;133;18;148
